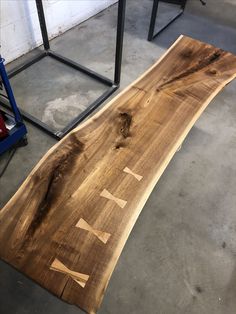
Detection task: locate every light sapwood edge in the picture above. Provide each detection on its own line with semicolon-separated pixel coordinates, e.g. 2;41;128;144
0;35;184;216
93;73;236;313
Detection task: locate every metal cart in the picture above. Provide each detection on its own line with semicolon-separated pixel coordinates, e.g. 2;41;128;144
0;56;27;155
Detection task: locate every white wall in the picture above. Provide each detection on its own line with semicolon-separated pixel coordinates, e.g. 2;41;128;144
0;0;116;64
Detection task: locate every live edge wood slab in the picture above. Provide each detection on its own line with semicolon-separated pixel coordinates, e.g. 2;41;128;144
1;36;236;313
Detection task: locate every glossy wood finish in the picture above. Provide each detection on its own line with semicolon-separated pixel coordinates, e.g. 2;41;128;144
1;36;236;313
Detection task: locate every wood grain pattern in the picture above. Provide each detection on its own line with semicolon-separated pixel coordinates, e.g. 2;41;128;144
1;36;236;314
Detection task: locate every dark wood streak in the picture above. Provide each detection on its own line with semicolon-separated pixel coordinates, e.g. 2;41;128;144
157;49;225;91
22;135;84;247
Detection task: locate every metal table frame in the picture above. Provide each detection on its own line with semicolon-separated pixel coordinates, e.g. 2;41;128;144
148;0;187;41
2;0;126;140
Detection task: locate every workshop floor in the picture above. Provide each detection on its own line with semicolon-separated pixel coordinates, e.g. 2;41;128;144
1;1;236;313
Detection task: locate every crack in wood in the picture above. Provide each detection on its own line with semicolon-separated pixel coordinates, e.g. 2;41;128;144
60;276;70;298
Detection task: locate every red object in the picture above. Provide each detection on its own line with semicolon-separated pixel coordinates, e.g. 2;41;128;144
0;112;8;139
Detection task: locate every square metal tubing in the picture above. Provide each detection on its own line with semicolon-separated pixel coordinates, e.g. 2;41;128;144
148;0;187;41
4;0;126;140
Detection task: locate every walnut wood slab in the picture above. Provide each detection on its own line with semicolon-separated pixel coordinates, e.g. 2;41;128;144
1;36;236;314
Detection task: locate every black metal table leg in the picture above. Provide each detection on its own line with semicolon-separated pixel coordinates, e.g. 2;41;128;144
148;0;187;41
114;0;126;85
4;0;126;139
148;0;160;42
36;0;50;50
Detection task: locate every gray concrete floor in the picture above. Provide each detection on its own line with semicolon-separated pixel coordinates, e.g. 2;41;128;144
1;0;236;313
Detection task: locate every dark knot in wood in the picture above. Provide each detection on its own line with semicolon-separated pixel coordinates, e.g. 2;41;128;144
119;112;132;138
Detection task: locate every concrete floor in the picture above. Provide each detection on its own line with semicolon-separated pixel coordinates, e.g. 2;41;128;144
1;0;236;313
